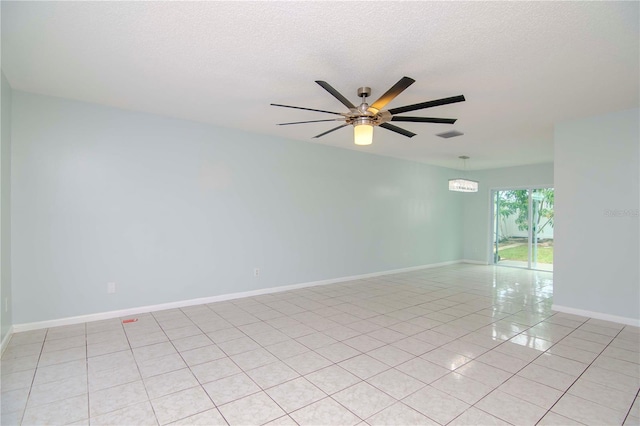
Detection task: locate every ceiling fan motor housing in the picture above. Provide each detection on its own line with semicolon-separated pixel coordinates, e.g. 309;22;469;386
353;116;373;127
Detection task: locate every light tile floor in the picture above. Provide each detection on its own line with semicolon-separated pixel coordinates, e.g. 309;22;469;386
2;264;639;425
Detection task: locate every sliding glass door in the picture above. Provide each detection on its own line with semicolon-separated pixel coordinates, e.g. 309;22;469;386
531;188;554;270
492;188;554;271
493;190;530;269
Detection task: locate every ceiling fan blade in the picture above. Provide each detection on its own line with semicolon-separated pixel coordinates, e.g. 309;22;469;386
388;95;466;115
315;81;357;110
391;116;457;124
379;123;416;138
369;77;415;112
278;119;344;126
270;103;343;115
312;124;350;138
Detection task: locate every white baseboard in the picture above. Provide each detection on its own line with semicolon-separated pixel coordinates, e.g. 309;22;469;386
552;304;640;327
461;259;489;265
1;326;14;354
12;260;464;333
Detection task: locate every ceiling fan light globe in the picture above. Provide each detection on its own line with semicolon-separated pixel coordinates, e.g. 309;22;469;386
354;123;373;146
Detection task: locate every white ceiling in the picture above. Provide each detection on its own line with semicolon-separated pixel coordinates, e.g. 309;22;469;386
2;1;638;170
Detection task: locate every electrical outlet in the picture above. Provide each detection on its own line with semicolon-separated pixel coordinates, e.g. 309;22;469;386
253;268;260;277
107;282;116;294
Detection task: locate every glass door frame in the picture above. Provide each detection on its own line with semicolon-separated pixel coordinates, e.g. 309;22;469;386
489;184;554;270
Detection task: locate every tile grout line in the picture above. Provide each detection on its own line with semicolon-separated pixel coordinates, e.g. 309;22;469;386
121;315;160;426
84;323;90;425
622;388;640;425
17;328;48;426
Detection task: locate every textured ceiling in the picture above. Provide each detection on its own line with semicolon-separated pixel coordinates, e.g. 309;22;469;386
2;1;638;170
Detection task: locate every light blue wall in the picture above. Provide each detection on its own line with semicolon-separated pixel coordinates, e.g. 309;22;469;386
462;163;554;262
11;91;464;323
1;72;13;341
554;108;639;321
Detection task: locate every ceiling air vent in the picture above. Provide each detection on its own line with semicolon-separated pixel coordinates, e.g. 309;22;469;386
436;130;464;139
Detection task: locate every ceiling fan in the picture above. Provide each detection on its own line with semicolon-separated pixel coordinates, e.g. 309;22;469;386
271;77;465;146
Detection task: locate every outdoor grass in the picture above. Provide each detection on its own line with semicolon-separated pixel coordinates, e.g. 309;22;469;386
498;244;553;264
